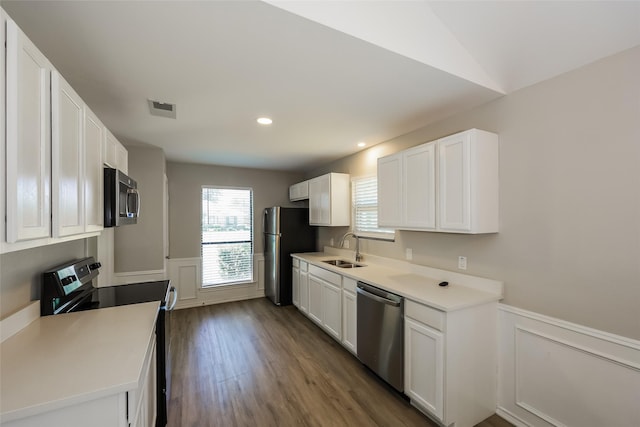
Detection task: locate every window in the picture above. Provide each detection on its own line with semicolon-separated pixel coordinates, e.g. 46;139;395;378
352;176;395;240
201;187;253;286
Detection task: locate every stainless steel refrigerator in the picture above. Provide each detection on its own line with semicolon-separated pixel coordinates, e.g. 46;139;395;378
263;207;316;305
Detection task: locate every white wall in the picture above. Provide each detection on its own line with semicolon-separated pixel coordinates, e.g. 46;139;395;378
311;46;640;341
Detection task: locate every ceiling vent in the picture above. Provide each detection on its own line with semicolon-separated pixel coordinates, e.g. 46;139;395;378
148;99;177;119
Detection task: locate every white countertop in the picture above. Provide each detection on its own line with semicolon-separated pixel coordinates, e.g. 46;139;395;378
0;301;159;422
292;251;502;311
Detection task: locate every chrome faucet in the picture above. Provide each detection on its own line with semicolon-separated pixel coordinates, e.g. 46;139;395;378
339;231;362;262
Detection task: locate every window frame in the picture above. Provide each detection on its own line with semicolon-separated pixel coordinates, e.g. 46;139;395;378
200;185;254;288
351;175;395;241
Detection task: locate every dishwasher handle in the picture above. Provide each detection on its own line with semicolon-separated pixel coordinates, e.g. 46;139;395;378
356;286;401;307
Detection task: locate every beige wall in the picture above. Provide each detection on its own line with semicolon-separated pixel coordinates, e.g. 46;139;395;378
167;162;305;259
114;145;166;272
0;239;90;318
311;47;640;340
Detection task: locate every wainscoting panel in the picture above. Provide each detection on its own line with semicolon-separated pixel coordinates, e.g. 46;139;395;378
168;254;265;310
167;258;200;307
498;305;640;427
113;269;167;285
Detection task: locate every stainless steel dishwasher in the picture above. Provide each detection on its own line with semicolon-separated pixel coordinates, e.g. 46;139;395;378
356;281;404;392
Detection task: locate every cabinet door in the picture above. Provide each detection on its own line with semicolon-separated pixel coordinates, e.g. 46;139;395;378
404;143;436;229
308;175;330;225
322;281;342;340
103;129;117;167
308;275;323;324
116;142;128;174
52;71;85;237
5;19;52;242
405;317;444;420
342;290;357;354
377;153;402;227
84;108;104;232
299;271;309;314
292;266;300;307
438;132;471;231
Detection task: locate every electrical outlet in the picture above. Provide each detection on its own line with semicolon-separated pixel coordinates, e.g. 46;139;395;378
405;248;413;260
329;238;334;247
343;240;350;249
458;256;467;270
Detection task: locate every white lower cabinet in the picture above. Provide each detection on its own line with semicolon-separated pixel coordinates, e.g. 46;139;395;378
321;279;341;340
300;263;345;342
404;300;497;427
405;317;444;419
308;274;323;325
292;259;300;308
299;264;309;314
130;339;157;427
341;277;357;354
3;329;157;427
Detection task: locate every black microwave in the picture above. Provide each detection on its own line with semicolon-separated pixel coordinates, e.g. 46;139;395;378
104;167;140;227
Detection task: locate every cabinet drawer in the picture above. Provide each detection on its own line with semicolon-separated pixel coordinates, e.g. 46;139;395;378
342;277;357;293
308;264;341;286
292;258;299;268
406;300;444;332
300;261;308;272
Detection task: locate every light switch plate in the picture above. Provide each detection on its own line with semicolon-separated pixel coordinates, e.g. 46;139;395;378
405;248;413;260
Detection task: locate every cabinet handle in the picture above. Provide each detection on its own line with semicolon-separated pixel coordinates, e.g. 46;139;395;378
356;287;400;307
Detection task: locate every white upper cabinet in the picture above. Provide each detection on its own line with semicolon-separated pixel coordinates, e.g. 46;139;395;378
308;173;350;226
52;71;85;238
378;143;436;229
378;129;498;234
116;142;128;175
289;180;309;201
84;108;104;233
438;130;499;233
104;128;128;173
405;143;436;229
2;12;113;252
377;154;402;227
5;18;53;243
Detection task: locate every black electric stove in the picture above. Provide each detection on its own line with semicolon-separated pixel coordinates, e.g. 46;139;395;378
41;257;175;427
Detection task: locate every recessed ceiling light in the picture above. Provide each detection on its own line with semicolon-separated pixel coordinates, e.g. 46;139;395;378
357;142;366;148
257;117;273;125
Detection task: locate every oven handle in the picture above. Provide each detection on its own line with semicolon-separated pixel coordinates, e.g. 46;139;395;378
168;286;178;311
356;286;401;307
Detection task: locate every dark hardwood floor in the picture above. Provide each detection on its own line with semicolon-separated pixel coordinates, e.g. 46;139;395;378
167;298;511;427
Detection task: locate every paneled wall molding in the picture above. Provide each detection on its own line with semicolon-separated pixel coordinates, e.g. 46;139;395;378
112;268;168;285
497;304;640;427
168;254;265;310
499;304;640;351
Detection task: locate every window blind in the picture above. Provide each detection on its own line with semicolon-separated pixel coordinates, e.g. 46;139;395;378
201;187;253;286
352;176;394;238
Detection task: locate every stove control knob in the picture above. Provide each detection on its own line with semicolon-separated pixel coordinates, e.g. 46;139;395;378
61;275;77;286
89;262;102;270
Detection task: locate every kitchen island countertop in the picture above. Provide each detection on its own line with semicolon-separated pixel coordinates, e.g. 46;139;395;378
0;301;159;422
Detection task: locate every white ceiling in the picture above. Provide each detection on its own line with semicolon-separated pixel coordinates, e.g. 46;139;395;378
3;1;639;172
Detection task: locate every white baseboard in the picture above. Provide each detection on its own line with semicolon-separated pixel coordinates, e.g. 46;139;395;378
498;304;640;427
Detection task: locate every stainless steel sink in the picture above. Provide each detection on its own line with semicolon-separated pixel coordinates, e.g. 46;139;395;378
322;259;365;268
